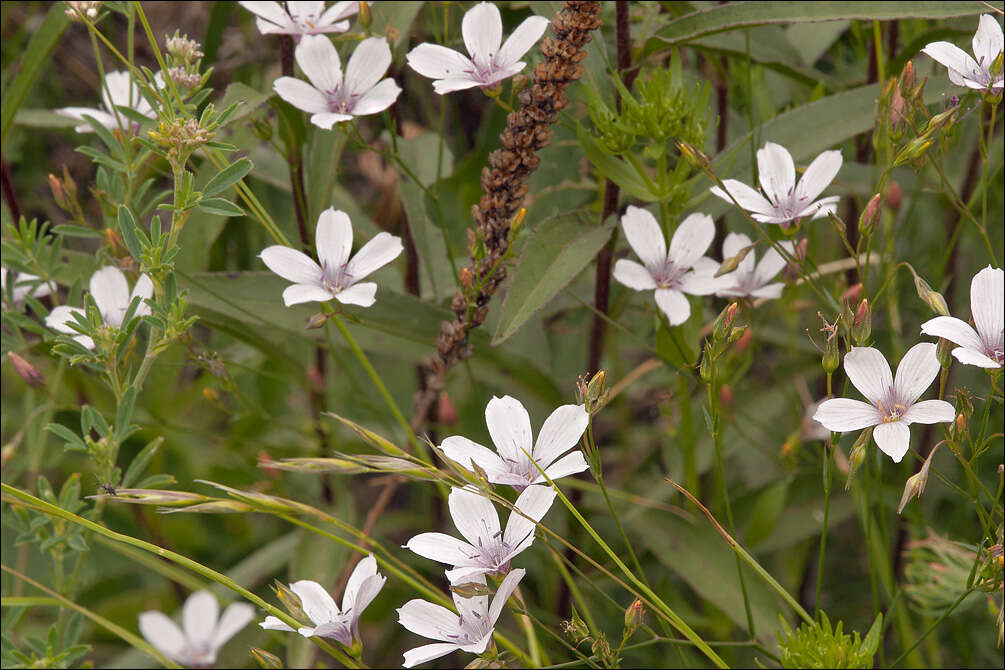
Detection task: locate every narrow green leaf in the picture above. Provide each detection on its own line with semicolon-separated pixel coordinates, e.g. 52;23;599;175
116;205;144;263
121;437;165;489
577;125;658;202
202;158;253;198
197;197;245;217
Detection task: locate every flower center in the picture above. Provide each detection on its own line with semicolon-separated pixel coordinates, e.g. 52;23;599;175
321;261;353;293
878;399;908;423
652;259;684;289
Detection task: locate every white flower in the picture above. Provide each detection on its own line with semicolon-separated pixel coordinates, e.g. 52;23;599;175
404;485;555;583
923;15;1003;93
259;555;386;645
441;396;588;489
406;2;549;94
612;205;721;326
273;35;401;129
397;569;525;668
921;265;1003;368
239;1;364;36
813;343;955;463
710;142;842;228
259;208;402;307
56;70;155;133
2;268;52;307
138;590;254;667
715;232;793;300
45;266;153;350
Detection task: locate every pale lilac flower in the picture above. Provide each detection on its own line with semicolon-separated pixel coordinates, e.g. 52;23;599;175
710;142;842;228
259;208;403;307
404;486;555;583
923;15;1003;93
397;569;525;668
715;232;793;300
239;1;364;36
138;590;254;667
260;555;385;645
813;343;955;463
921;265;1003;368
2;268;52;307
56;70;155;133
273;35;401;129
441;396;589;490
45;266;153;350
406;2;549;94
612;206;721;326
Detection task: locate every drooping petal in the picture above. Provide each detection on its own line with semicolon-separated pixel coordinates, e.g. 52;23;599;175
654;288;690;325
903;400;955;425
138;611;188;660
612;259;657;291
290;580;339;625
843;347;893;407
533;404;589;469
296;35;343;94
448;487;501;548
620;206;667;272
397;599;462;642
951;347;1001;368
343;554;379;613
920;316;983;351
970;265;1003;346
488;568;526;626
669;213;716;271
813;398;881;432
497;15;550;67
273;77;328;114
351;78;402;116
972;14;1004;69
182;591;219;652
310;112;355;129
406;44;476;80
260;246;323;284
89;266;130;324
541;450;590;481
345;37;393;99
259;615;295;632
796;150;842;204
709;180;775;216
345;232;404;281
440;436;509;479
485;395;533;464
893;342;939;406
402;642;461;668
212;602;255;649
872;421;911;463
502;485;556;555
404;532;477;566
316;208;353;274
757;142;796;204
462;2;503;67
283;283;334;306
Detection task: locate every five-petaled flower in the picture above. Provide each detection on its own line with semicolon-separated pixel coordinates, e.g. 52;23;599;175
273;34;401;129
710;142;842;228
406;2;549;94
715;232;793;301
813;343;955;463
404;486;555;583
397;569;525;668
921;265;1003;368
45;266;153;350
260;554;386;645
441;395;589;490
57;70;156;133
139;590;254;667
2;267;52;308
239;1;364;36
923;15;1004;93
612;205;721;326
259;208;403;307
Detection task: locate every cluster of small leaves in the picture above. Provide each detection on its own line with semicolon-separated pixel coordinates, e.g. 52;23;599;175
1;615;89;670
775;612;883;669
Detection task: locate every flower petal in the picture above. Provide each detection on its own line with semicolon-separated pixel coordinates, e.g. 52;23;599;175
497;15;550;67
433;77;485;94
345;37;393;98
893;342;939;406
283;283;334;306
872;421;911;463
239;1;292;30
488;567;526;625
922;42;981;81
310;112;354;129
679;258;724;296
748;282;785;300
290;580;339;625
540;450;590;481
972;14;1003;69
260;246;323;284
843;346;893;406
90;266;130;325
342;554;379;613
753;241;792;286
813;398;881;432
757;142;796;204
612;259;657;291
319;1;359;26
970;265;1003;347
951;347;1001;368
449;487;500;548
462;2;503;67
56;107;118;132
346;232;403;281
620;206;667;272
485;395;533;464
351;78;401;116
259;615;295;632
669;213;715;270
920;315;983;351
315;208;353;274
296;35;342;93
654;288;690;325
182;590;219;651
502;485;556;556
796;150;842;204
402;642;461;668
903;400;955;425
404;532;477;566
709;180;775;216
138;611;188;660
533;404;588;469
406;44;476;80
798;196;841;220
397;599;461;642
212;602;254;649
273;77;328;114
441;436;509;479
347;573;385;626
46;305;86;335
130;274;154;318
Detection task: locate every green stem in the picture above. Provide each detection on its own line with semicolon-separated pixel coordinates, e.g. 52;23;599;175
890;589;973;667
816;440;833;615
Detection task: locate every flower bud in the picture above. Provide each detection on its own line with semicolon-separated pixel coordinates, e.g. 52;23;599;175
859;194;881;237
899;61;915;94
509;207;527;235
358;1;372;30
713;302;738;342
624;599;645;639
845;428;871;490
719;384;734;410
827;211;847;237
852;299;871;345
699;343;714;383
49;173;66;208
577;369;610;416
437;391;458;425
822;332;840;375
272;580;308;622
65;1;102;21
894;136;933;166
677;141;711;173
913;275;949;317
783;237;808;281
450;581;493;598
897;444;939;514
251;648;284;669
305;312;329;330
8;351;44;388
733;327;753;354
936;337;953;369
885;181;902;212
